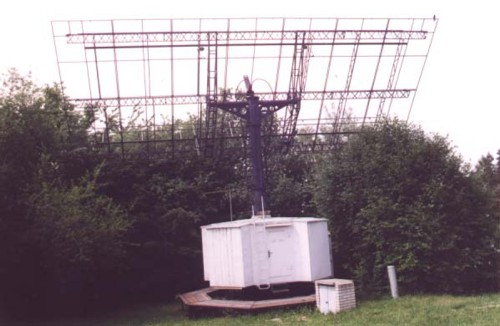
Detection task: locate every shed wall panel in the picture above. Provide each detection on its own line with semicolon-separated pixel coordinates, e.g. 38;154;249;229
267;225;294;283
240;225;254;287
308;221;332;280
204;228;245;287
202;227;211;281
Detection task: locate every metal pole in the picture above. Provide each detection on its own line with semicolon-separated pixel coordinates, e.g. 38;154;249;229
387;265;399;299
247;92;266;215
229;190;233;221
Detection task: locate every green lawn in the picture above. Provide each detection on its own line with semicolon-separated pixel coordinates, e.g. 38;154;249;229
17;294;500;325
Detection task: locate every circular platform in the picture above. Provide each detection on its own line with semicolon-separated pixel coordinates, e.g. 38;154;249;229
178;286;316;312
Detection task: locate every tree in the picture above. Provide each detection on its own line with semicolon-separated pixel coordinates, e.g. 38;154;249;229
472;151;500;289
315;119;497;294
25;166;131;314
0;70;100;317
266;152;317;216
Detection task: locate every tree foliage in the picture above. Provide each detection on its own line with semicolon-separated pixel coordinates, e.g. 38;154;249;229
26;166;131;312
315;119;497;294
0;70;128;317
471;151;500;288
266;152;316;216
1;70;498;319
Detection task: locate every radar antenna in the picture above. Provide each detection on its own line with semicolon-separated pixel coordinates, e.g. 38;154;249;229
52;17;438;214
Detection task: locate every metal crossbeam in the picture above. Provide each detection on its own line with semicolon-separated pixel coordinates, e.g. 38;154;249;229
66;30;427;45
73;89;412;107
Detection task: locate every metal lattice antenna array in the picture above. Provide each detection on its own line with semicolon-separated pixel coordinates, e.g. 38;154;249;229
52;17;438;212
52;17;437;155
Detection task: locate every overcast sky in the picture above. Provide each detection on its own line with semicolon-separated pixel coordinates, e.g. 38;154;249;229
1;0;498;164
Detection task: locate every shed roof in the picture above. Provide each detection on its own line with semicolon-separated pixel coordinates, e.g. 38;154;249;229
202;217;327;230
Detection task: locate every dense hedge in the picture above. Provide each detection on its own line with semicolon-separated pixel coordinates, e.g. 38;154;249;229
0;71;498;319
315;120;498;294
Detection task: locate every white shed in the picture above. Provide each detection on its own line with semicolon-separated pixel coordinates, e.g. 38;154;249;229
201;217;332;288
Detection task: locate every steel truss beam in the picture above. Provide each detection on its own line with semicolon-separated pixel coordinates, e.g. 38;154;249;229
66;29;427;45
73;89;411;108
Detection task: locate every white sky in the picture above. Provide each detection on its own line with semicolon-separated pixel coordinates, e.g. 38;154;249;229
1;0;499;164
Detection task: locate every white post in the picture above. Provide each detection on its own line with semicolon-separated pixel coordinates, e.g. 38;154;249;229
387;265;399;299
261;196;265;218
229;190;233;221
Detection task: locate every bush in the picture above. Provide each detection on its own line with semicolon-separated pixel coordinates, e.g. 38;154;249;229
21;168;132;315
315;119;497;294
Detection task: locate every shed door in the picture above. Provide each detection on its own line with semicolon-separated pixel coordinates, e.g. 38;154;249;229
267;226;293;278
318;285;335;314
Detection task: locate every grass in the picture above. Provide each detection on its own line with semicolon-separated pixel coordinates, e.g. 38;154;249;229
12;294;500;325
